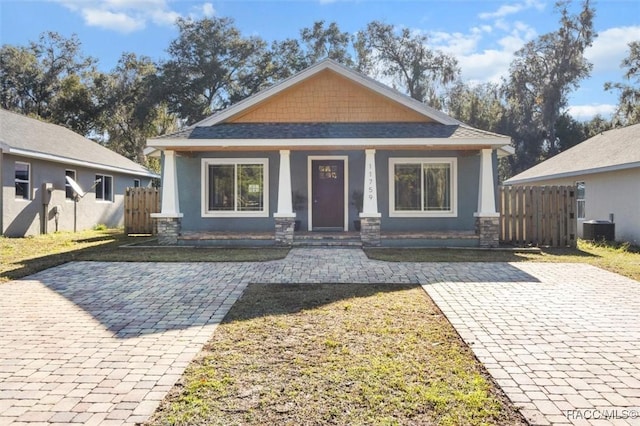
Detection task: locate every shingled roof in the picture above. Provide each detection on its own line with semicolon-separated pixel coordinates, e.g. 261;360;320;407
0;109;158;178
505;124;640;184
157;122;508;141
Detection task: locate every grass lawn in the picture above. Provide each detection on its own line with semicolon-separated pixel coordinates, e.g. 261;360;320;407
147;283;527;426
0;229;288;283
366;240;640;282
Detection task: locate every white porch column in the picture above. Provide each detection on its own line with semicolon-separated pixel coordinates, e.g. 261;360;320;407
360;149;381;247
360;149;381;218
274;150;295;218
153;149;182;217
474;148;500;248
151;149;182;245
474;148;498;217
274;150;295;246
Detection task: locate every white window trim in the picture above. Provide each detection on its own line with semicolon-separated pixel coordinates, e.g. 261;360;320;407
201;158;269;218
388;157;458;218
133;179;141;188
95;174;114;203
307;155;349;231
15;161;31;201
65;169;77;202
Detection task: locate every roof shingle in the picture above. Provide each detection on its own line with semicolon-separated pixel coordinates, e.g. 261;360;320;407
0;109;157;177
156;122;509;141
505;124;640;184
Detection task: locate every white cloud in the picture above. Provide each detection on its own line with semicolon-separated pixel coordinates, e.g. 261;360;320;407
201;3;215;18
54;0;216;33
479;0;546;20
81;8;145;33
567;104;616;120
585;26;640;74
428;20;536;85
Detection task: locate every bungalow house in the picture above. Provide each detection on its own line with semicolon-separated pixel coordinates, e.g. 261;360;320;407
1;109;159;237
147;59;513;247
504;124;639;245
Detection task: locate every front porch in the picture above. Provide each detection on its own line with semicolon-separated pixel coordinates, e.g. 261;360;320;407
175;230;480;248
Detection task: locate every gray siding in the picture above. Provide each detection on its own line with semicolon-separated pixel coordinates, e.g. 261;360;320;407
2;154;152;237
177;149;489;233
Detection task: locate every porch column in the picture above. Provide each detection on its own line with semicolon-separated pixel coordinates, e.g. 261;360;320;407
151;149;183;245
274;150;296;246
474;148;499;248
360;149;381;246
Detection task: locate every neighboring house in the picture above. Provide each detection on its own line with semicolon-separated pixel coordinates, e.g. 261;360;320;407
147;59;513;247
1;109;159;237
504;124;639;245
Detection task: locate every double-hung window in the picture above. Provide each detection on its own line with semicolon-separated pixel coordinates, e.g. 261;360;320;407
95;174;113;202
15;162;30;200
202;158;269;217
576;181;585;219
389;158;457;217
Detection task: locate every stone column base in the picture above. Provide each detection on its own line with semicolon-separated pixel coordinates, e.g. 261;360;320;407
475;216;499;248
154;217;182;245
360;216;381;247
275;217;295;246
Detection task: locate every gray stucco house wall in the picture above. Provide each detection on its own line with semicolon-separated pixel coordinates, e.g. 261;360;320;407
1;109;158;237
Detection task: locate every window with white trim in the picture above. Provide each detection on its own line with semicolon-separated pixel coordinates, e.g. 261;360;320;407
389;158;457;217
65;170;76;200
95;174;113;202
576;181;585;219
202;158;269;217
133;179;141;188
15;162;30;200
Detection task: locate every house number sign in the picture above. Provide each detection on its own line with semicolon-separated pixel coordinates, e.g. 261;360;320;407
367;162;375;200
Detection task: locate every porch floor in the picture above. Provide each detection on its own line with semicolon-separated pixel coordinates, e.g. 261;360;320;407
177;230;479;247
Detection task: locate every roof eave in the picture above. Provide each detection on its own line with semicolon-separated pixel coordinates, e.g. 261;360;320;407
504;161;640;185
147;137;511;150
8;147;160;179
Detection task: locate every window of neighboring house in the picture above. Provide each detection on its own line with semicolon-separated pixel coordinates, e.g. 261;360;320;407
95;174;114;202
576;181;586;219
389;158;457;217
133;179;141;188
202;158;269;217
65;170;77;200
15;162;30;200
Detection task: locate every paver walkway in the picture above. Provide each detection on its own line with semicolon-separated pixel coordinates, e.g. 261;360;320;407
0;248;638;425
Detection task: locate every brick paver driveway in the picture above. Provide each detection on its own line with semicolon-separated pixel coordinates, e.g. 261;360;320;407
1;248;639;425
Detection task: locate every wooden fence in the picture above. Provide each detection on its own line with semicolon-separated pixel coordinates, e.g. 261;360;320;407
124;187;160;235
499;185;577;247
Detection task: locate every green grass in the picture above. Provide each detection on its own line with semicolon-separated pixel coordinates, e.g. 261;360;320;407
0;230;288;283
365;240;640;281
147;284;526;426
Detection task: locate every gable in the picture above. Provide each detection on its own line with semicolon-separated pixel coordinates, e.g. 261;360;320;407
228;69;432;124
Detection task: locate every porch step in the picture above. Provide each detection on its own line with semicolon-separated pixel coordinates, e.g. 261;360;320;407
293;232;362;247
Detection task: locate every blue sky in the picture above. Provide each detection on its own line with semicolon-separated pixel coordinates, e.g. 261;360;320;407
1;0;639;121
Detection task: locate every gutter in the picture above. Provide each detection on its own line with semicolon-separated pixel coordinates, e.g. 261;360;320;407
8;147;160;179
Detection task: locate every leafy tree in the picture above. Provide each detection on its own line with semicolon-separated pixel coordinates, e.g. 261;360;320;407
0;32;98;133
98;53;178;166
158;17;270;124
605;40;640;125
360;21;459;106
503;0;595;174
300;20;354;66
445;82;508;133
